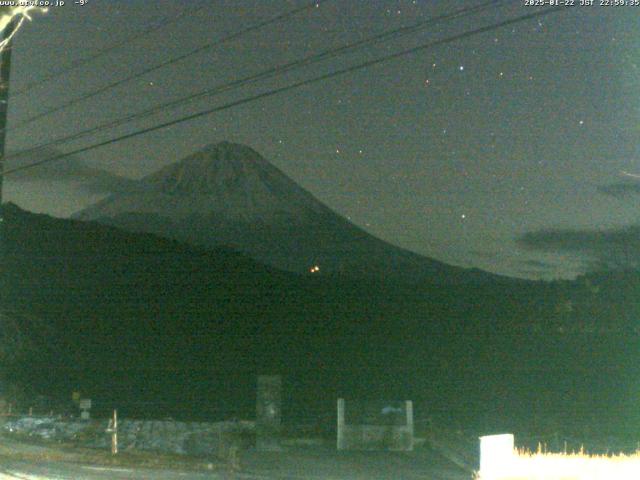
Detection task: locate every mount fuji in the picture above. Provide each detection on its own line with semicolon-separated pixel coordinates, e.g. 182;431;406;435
74;141;492;283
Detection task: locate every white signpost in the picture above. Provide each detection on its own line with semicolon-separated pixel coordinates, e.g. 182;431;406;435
79;398;91;420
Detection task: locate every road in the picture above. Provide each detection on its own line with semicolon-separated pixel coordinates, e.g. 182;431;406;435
0;453;471;480
0;460;469;480
0;460;240;479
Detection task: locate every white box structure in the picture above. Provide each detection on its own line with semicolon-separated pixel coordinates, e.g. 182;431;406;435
479;433;515;478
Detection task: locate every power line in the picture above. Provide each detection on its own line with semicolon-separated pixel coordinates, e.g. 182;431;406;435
2;5;571;179
6;0;506;160
8;0;329;131
14;2;209;96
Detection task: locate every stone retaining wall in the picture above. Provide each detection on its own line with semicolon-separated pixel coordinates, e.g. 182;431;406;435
1;416;255;457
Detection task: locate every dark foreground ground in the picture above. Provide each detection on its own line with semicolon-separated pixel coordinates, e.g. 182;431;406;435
0;435;473;479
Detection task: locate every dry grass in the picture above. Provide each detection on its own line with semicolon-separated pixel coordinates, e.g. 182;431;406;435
476;448;640;480
0;433;226;473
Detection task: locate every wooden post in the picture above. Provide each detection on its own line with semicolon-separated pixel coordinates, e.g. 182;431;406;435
106;409;118;455
111;410;118;455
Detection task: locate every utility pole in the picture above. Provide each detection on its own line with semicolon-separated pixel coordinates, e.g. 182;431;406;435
0;15;17;216
0;11;16;400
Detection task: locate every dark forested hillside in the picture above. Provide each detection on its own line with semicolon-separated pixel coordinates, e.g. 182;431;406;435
1;204;638;437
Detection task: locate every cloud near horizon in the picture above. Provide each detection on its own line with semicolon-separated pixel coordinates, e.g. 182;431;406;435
518;225;640;272
4;147;140;195
597;182;640;198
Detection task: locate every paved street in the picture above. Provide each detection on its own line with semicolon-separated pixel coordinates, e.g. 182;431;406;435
0;460;225;479
0;461;469;480
0;451;471;480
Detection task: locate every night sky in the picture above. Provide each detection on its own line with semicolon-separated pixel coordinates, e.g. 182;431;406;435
2;1;638;280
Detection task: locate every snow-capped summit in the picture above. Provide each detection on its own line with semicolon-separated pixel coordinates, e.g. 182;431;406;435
77;141;329;224
142;141;332;222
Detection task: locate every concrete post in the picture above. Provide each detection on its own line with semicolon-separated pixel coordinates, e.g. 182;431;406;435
405;400;414;451
336;398;345;450
256;375;282;451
